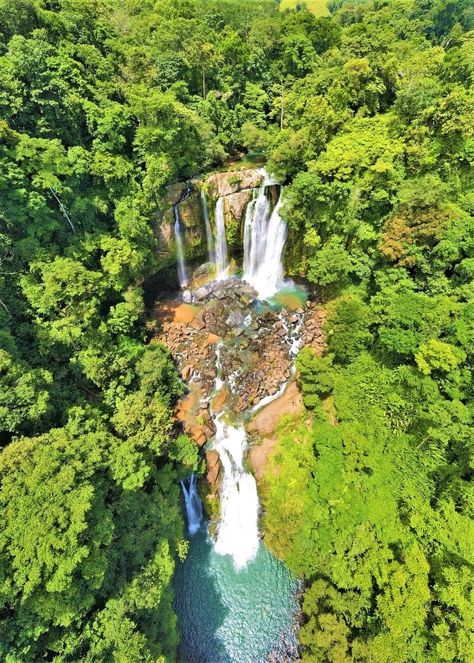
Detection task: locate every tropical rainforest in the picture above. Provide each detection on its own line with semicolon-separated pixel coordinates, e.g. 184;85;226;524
0;0;473;661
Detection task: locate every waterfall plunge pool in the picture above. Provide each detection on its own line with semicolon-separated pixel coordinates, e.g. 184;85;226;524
173;527;300;663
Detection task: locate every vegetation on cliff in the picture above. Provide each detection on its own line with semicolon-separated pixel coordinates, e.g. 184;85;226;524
0;0;472;660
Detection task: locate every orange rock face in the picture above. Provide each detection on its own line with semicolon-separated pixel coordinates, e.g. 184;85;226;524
248;382;303;437
173;303;200;324
247;381;304;482
212;386;229;413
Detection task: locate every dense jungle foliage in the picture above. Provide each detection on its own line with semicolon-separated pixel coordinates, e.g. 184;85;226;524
0;0;472;661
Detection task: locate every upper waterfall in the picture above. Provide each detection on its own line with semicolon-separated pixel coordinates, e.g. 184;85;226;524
174;204;188;287
243;171;289;299
173;184;191;288
200;190;215;266
215;197;229;280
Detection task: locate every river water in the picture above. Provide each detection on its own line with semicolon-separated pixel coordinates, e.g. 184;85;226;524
174;528;299;663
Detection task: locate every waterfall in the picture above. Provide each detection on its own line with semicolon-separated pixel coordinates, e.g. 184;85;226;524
243;185;272;280
213;416;260;569
215;197;229;280
243;175;289;300
181;473;203;535
173;185;191;288
200;190;215;266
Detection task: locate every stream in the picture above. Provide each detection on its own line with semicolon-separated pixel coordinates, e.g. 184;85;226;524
171;170;303;662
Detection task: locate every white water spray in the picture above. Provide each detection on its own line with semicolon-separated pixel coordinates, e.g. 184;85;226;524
213;416;260;569
173;189;189;288
243;172;290;299
200;190;215;266
180;473;203;535
215;197;229;280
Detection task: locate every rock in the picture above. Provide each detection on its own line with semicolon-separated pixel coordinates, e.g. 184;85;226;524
206;168;264;198
194;286;209;301
207;462;220;487
198;408;211;424
182;289;193;304
191;317;206;331
225;190;253;222
248;382;303;437
203;424;216;438
181;365;193;381
203;333;221;347
212;386;229;412
226;310;246;328
190;426;207;447
249;437;277;482
205;449;220;469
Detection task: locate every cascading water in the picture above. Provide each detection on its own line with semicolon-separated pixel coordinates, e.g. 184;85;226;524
174;185;191;287
200;189;215;266
243;172;290;299
180;473;203;535
174;329;300;660
173;168;305;661
215;197;229;279
210;343;260;569
213;417;260;569
243;185;272;280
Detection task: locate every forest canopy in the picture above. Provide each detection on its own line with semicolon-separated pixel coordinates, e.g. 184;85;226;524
0;0;473;661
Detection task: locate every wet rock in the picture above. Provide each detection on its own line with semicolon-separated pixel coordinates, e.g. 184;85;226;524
226;310;246;328
206;449;220;470
194;286;209;301
181;365;194;381
182;289;193;304
206;168;264;198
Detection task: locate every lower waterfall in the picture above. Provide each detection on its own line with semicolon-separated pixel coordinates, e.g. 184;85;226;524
180;473;203;536
213;417;260;569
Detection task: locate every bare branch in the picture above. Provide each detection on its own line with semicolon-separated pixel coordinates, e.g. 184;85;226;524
49;188;75;233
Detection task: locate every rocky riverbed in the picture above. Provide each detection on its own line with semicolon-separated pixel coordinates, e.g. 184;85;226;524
152;277;324;491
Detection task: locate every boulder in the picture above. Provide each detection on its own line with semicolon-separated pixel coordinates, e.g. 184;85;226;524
205;449;220;469
182;289;193;304
249;437;277;482
194;286;209;301
190;427;207;447
225;190;253;222
207;462;221;487
206;168;264;198
181;365;194;381
191;316;206;331
226;310;246;328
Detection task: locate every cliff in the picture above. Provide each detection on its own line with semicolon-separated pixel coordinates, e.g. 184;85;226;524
154;167;275;271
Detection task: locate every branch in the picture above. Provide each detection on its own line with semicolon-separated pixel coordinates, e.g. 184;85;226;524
49;188;75;233
0;298;10;315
